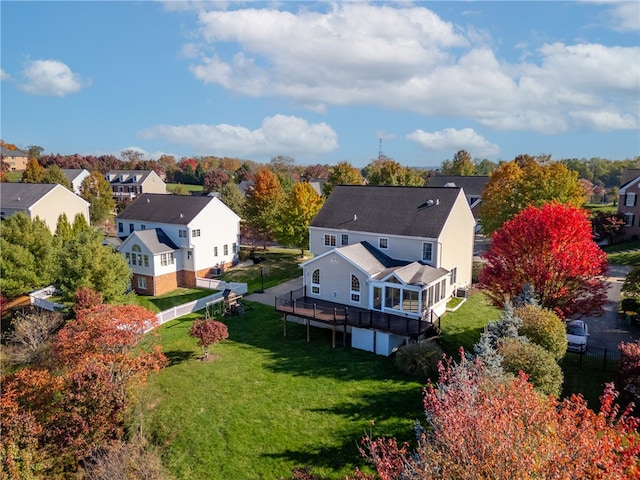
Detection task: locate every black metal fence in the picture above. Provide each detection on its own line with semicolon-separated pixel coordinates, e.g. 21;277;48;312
562;345;620;372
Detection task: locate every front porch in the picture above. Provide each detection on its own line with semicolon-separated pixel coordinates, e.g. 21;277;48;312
274;287;440;350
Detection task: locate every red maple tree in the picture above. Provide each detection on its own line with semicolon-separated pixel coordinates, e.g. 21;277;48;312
189;319;229;358
480;202;609;318
360;352;640;479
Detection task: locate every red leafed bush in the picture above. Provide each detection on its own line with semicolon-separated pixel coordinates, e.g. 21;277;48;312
189;319;229;358
619;339;640;405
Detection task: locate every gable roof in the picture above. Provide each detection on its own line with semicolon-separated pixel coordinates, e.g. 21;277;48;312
106;170;157;185
310;185;463;238
1;182;60;209
427;175;488;196
0;146;28;157
119;228;178;254
303;241;448;285
61;169;88;182
620;169;640;190
116;193;216;224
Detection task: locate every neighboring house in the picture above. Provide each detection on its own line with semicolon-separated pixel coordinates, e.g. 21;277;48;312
0;146;29;171
276;185;475;355
0;183;90;233
62;168;90;194
618;169;640;239
106;170;167;203
308;178;328;196
116;193;241;296
427;175;488;229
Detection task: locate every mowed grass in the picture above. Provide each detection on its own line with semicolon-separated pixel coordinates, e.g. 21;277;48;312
139;302;425;480
603;241;640;266
135;288;215;313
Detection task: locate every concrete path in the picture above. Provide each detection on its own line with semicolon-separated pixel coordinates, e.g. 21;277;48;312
243;277;304;307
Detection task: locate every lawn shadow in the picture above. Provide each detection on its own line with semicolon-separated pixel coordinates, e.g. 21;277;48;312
163;349;196;366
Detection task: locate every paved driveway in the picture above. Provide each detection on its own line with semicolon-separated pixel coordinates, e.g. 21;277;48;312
583;264;640;351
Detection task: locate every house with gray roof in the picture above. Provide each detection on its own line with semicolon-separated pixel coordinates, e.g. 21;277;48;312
427;175;488;226
116;193;240;295
62;168;90;194
106;169;167;204
277;185;475;355
0;183;90;234
0;146;29;171
617;168;640;240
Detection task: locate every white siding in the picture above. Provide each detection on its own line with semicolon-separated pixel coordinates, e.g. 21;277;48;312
302;252;370;307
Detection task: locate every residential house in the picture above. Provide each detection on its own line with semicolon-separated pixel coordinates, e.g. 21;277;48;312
0;146;29;171
116;193;241;296
276;185;475;355
106;170;167;204
0;183;90;233
427;175;488;230
62;168;90;194
618;169;640;239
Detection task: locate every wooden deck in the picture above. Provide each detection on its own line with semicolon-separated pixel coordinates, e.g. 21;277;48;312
274;291;439;338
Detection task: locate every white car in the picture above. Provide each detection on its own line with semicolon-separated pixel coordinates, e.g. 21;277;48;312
566;320;589;353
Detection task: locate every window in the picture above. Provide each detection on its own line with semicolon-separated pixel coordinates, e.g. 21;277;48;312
422;242;433;262
404;290;419;313
379;237;388;249
140;224;146;230
341;234;349;246
160;252;175;266
187;250;192;260
450;267;457;285
132;244;142;266
129;223;134;233
625;213;635;227
143;255;149;267
137;276;147;290
125;252;131;264
214;246;218;257
179;230;187;238
223;244;229;255
311;269;320;294
324;234;336;247
232;242;237;253
192;229;201;237
118;222;123;233
626;192;637;207
350;275;360;302
440;279;447;300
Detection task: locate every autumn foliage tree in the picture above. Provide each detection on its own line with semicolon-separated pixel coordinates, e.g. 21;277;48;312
323;161;363;196
361;353;640;480
275;181;325;255
480;155;586;234
188;319;229;358
244;168;285;248
480;202;609;318
591;211;626;245
618;339;640;405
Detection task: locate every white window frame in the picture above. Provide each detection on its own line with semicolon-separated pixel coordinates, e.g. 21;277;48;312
350;274;361;303
179;229;187;238
324;234;336;247
624;212;634;227
192;229;201;237
137;276;147;290
450;267;457;285
626;192;637;207
341;234;349;246
422;242;433;262
311;269;320;295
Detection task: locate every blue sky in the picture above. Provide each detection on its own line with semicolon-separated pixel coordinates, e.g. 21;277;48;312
2;1;639;168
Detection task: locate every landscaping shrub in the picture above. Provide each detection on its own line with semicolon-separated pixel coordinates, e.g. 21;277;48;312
515;305;567;360
618;339;640;405
620;297;639;313
394;338;444;379
472;261;484;284
498;338;563;396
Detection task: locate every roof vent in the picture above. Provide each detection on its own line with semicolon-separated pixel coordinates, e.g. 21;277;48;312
353;214;357;221
17;196;20;201
426;199;434;206
179;213;184;218
436;199;440;206
146;198;150;203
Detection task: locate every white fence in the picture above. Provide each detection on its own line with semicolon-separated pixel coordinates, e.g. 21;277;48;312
195;278;248;294
29;286;65;311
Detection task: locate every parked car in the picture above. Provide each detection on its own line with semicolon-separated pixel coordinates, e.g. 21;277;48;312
566;320;589;353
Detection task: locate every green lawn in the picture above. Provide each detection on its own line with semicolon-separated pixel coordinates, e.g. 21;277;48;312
603;241;640;266
222;247;309;293
166;183;204;194
5;171;22;182
135;288;214;313
583;203;617;214
139;303;424;479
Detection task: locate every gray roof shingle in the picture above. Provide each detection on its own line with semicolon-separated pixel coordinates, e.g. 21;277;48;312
427;175;488;196
1;183;58;208
120;228;178;254
310;185;461;238
116;193;214;225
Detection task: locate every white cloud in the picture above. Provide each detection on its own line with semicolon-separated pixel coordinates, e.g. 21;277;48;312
183;3;639;134
407;128;500;157
138;114;338;158
0;69;9;81
570;110;638;130
20;59;88;96
601;0;640;31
